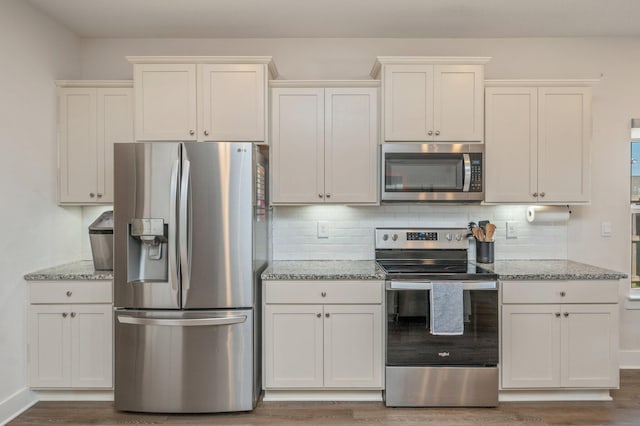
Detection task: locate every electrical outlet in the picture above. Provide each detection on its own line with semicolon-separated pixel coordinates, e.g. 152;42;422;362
317;221;329;238
506;221;518;239
601;222;612;237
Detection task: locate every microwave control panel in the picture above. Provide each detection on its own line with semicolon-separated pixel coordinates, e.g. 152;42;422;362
469;153;483;192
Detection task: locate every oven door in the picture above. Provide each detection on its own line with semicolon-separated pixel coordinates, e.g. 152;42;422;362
381;143;483;201
385;281;498;367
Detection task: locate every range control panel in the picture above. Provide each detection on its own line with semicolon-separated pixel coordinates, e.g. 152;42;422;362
375;228;469;249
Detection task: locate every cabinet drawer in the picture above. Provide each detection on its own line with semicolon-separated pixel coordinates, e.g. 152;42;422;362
265;280;383;304
29;281;113;304
502;280;618;304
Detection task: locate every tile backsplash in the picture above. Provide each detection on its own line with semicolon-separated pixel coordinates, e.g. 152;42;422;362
272;204;568;261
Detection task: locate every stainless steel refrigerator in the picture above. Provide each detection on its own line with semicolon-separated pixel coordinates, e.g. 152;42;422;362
113;142;268;413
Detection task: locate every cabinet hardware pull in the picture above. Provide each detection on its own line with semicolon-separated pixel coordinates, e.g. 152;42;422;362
62;312;68;318
321;291;327;297
435;130;440;136
555;312;561;317
532;192;538;197
204;130;209;136
564;312;569;317
97;193;103;198
71;312;76;318
318;193;323;198
316;313;321;318
89;192;95;198
540;192;546;197
66;291;72;297
560;291;566;297
428;130;433;136
189;130;195;136
325;313;330;318
326;194;331;198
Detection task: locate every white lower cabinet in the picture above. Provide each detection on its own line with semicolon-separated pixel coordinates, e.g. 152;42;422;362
263;280;383;390
27;281;113;389
501;280;619;389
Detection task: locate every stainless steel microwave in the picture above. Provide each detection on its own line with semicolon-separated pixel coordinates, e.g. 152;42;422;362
381;144;484;202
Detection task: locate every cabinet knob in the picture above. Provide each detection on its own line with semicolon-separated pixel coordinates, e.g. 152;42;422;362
318;193;323;198
428;130;433;136
435;130;440;136
540;192;546;197
325;313;330;318
66;291;72;297
321;291;327;297
325;194;331;199
560;291;566;297
71;312;76;318
532;192;538;197
555;312;561;317
204;130;209;136
62;312;68;318
89;193;95;198
97;193;103;198
189;130;195;136
317;313;321;318
564;312;569;317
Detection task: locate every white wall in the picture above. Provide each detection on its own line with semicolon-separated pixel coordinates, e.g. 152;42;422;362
78;36;640;357
0;0;81;420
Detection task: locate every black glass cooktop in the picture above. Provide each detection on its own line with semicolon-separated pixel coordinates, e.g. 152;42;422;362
377;260;497;281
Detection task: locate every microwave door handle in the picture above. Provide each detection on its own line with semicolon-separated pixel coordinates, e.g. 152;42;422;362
463;153;471;192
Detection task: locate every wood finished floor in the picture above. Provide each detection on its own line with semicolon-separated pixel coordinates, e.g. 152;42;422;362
10;370;640;426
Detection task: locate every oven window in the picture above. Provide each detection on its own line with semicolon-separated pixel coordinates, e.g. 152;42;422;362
385;154;463;192
386;289;498;366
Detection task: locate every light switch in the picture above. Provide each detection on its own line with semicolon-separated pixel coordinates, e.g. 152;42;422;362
506;221;517;239
601;222;612;237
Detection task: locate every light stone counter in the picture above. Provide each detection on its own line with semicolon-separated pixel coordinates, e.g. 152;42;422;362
481;259;627;281
261;260;385;280
24;260;113;281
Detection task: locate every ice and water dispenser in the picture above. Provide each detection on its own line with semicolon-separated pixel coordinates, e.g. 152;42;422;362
127;218;168;283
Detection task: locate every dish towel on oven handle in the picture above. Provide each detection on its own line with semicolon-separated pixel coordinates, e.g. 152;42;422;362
430;282;464;335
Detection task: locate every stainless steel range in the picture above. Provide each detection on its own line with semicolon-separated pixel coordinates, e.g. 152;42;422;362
376;228;499;407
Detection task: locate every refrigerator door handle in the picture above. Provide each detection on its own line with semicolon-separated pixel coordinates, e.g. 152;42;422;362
117;315;248;327
169;158;180;297
179;156;192;298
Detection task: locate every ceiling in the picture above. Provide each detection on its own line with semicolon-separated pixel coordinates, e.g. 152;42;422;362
27;0;640;39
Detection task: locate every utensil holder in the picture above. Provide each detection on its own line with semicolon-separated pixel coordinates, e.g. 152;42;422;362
476;241;494;264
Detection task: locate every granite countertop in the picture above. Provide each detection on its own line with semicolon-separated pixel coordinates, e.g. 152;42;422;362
261;260;386;280
24;260;113;281
480;259;627;281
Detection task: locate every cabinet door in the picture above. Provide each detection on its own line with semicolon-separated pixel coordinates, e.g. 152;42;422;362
433;65;484;142
264;305;324;388
484;87;538;202
271;88;325;203
537;87;591;203
383;64;434;141
501;304;561;388
97;88;133;203
71;304;113;388
199;64;265;141
324;88;378;203
134;64;197;141
561;304;619;388
28;305;71;388
323;305;382;388
58;88;97;203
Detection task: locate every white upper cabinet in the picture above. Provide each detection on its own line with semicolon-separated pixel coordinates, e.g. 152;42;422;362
485;82;593;203
57;82;133;205
129;57;275;142
270;82;378;205
371;57;489;143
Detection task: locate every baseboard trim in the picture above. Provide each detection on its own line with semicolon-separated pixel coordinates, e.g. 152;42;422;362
34;390;114;401
619;351;640;369
263;390;383;402
0;387;38;425
499;389;611;402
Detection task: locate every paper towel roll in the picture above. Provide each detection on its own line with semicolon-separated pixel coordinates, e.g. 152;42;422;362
526;206;571;224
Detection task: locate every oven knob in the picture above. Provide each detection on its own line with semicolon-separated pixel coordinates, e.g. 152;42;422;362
445;233;453;241
382;234;389;241
455;234;462;241
392;234;399;241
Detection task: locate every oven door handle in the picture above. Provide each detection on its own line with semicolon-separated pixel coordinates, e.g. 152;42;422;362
387;281;497;290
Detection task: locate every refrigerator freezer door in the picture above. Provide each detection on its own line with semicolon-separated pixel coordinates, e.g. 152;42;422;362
114;142;181;309
180;142;254;309
114;309;255;413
